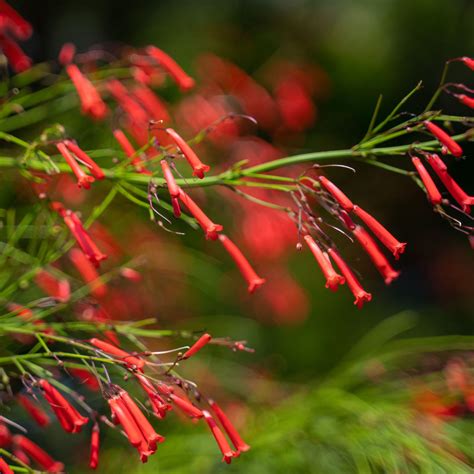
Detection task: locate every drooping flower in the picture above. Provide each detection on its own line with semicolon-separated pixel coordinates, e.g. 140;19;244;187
181;333;212;360
56;142;95;189
89;423;100;470
63;140;105;180
35;269;70;303
69;367;100;391
89;338;145;370
328;248;372;309
131;84;170;123
135;373;172;419
0;1;32;40
202;410;236;464
425;153;472;213
169;393;203;419
160;159;181;217
146;45;195;91
166;128;210;179
0;33;31;72
423;121;463;158
454;93;474;109
12;435;64;473
18;394;50;427
58;42;76;65
458;56;474;71
178;189;223;240
218;234;265;293
304;234;345;291
411;156;443;205
352;226;400;285
112;129;148;173
38;379;89;434
208;399;250;453
69;248;107;297
352;206;406;259
66;64;108;120
317;176;354;211
0;457;14;474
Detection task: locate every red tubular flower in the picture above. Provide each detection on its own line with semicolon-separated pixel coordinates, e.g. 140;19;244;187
38;379;88;434
18;394;50;427
178;189;223;240
202;410;236;464
352;226;400;284
208;400;250;453
328;248;372;309
352;206;406;259
108;397;143;447
459;56;474;71
0;1;32;40
411;156;443;205
160;159;181;217
318;176;354;211
0;34;31;72
146;45;195;91
63;140;105;180
58;42;75;65
425;154;472;213
112;129;148;173
166;128;210;178
69;248;107;297
56;142;95;189
69;367;100;391
169;393;203;419
423;121;463;158
0;423;11;447
13;435;64;473
135;374;172;419
12;449;30;466
66;64;108;120
0;457;14;474
35;269;70;303
132;84;170;123
119;390;165;451
89;338;145;370
89;423;100;470
454;94;474;109
303;234;345;291
181;333;212;360
218;234;265;293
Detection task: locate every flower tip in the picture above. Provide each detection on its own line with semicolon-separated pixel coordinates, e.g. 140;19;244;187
248;278;266;293
205;224;224;240
354;292;372;309
384;270;400;285
180;76;196;92
325;275;345;292
192;163;211;179
393;242;407;259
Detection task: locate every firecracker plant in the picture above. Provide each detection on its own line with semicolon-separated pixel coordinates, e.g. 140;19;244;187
0;1;472;473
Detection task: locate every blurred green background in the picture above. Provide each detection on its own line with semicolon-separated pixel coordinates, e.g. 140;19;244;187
9;0;474;472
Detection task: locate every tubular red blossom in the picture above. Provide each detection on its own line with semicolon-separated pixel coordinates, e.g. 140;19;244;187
317;176;354;211
454;94;474;109
352;206;406;259
63;140;105;180
135;374;172;419
13;435;64;473
328;248;372;309
0;1;32;39
66;64;108;120
459;56;474;71
89;338;145;370
146;45;195;91
119;391;165;450
166;128;210;179
56;142;95;189
169;394;203;419
0;457;14;474
89;423;100;470
178;189;223;240
160;159;181;217
0;34;31;72
411;156;443;205
208;400;250;453
425;154;472;213
108;397;143;448
38;379;88;433
181;333;212;360
69;368;100;391
35;269;70;303
18;394;50;427
58;42;75;65
218;234;265;292
423;121;463;157
303;234;345;291
0;423;11;447
132;84;170;123
202;410;236;464
353;226;400;284
112;129;148;173
69;248;107;297
120;267;142;282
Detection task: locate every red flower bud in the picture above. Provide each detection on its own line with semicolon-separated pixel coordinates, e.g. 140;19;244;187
304;234;345;291
89;423;100;470
160;159;181;217
181;333;212;360
58;42;76;66
0;1;32;40
454;94;474;109
202;410;236;464
411;156;443;205
69;248;107;297
169;393;203;419
423;121;463;158
13;435;64;473
35;269;70;303
0;34;31;72
18;394;50;427
318;176;354;211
